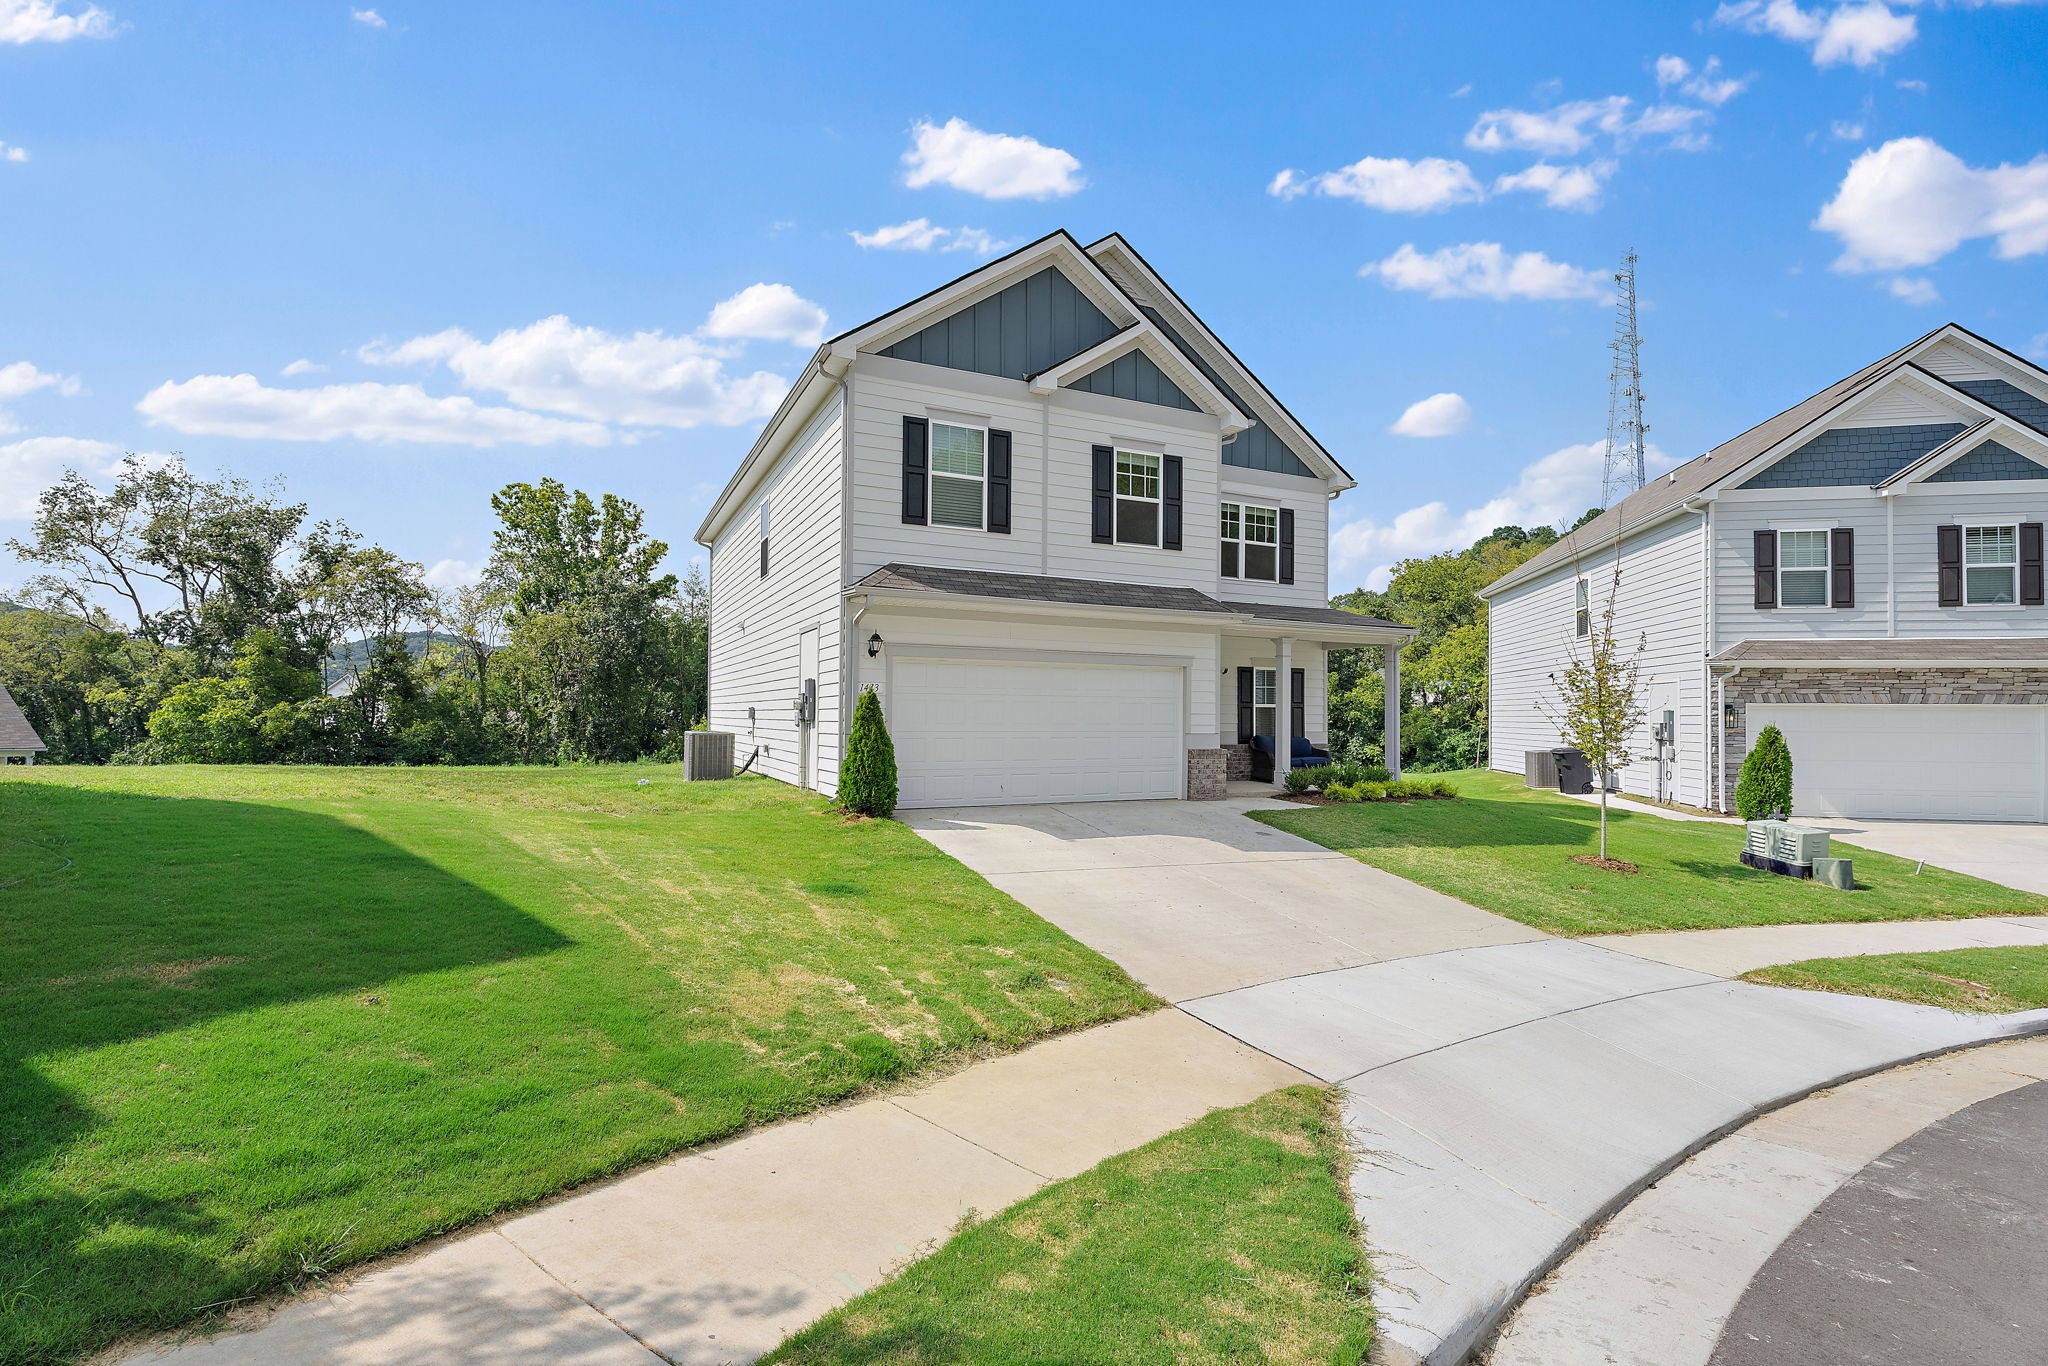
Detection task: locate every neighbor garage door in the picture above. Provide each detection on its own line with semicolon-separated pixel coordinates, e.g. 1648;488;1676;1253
890;657;1184;807
1750;704;2047;822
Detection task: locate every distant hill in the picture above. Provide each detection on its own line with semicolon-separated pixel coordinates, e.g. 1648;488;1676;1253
325;629;464;676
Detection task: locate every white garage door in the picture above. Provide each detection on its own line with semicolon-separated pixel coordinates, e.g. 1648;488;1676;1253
890;657;1184;808
1751;704;2046;822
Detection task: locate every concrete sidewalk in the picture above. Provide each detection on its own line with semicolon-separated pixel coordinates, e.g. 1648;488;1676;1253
113;1011;1307;1366
1588;913;2048;976
1491;1036;2048;1366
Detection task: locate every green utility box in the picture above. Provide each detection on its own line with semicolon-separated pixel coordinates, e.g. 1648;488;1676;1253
1740;819;1833;879
1811;856;1855;890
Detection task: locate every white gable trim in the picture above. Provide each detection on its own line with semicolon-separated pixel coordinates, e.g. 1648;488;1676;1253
1028;321;1252;434
827;231;1139;366
1085;234;1353;490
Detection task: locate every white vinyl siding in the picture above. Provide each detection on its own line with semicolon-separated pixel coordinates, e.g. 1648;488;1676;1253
1220;470;1327;608
1489;514;1709;806
707;403;846;795
1714;490;1888;641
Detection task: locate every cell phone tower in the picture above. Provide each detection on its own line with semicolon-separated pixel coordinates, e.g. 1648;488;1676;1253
1600;250;1647;509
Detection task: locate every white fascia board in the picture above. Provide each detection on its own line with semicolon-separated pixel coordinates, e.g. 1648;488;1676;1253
836;232;1140;358
695;357;832;546
1085;234;1354;491
1029;321;1252;434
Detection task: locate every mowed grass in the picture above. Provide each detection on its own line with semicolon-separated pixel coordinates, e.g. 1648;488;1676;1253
0;767;1154;1365
1254;769;2046;936
766;1086;1372;1366
1747;945;2048;1013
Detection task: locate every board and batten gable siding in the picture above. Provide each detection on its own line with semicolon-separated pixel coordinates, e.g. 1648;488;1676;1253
878;265;1119;381
1489;514;1709;805
707;402;846;795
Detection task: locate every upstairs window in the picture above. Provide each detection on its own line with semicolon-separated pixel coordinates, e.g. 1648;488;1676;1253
1115;451;1161;546
1966;524;2018;604
1221;501;1279;580
1778;529;1831;607
758;499;770;578
1574;579;1589;637
929;422;986;530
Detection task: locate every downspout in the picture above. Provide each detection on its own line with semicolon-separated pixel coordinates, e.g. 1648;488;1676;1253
1884;488;1898;637
1039;390;1052;576
1683;496;1714;809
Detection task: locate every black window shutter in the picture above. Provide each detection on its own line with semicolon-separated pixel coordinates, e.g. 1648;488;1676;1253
901;416;928;525
1752;529;1777;609
1279;508;1296;585
1091;445;1114;544
1830;527;1854;609
987;429;1012;534
1162;455;1183;550
1236;667;1254;744
1290;668;1305;743
1938;524;1963;607
2024;523;2045;606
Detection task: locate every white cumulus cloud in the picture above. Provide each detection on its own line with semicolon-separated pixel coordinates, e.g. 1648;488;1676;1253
850;218;1010;254
351;7;386;26
1886;275;1941;304
136;375;614;448
281;357;327;376
0;436;123;518
0;360;82;401
1493;160;1616;211
1330;439;1677;588
1815;136;2048;270
363;313;794;427
1271;155;1486;213
1714;0;1917;68
1;141;27;163
1362;243;1610;302
1390;392;1473;437
701;282;829;347
0;0;115;43
1466;95;1718;156
901;117;1083;201
423;558;484;589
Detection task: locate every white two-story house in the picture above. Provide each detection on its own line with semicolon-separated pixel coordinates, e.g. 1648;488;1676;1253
695;230;1409;808
1486;324;2048;823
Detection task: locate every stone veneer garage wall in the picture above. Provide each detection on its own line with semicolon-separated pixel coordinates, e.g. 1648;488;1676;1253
1717;667;2048;808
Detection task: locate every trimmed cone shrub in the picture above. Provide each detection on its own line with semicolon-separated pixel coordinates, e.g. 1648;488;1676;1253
841;686;899;818
1735;722;1794;820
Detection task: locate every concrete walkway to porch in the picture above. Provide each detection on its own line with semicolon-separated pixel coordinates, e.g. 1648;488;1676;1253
912;796;2048;1366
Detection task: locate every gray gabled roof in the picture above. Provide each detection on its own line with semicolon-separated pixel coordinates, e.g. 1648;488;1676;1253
1220;599;1408;633
0;683;46;752
1712;638;2048;665
1487;329;1943;598
853;563;1236;615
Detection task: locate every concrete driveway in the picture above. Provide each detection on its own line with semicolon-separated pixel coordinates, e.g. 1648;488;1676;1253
906;796;1539;1001
1805;817;2048;897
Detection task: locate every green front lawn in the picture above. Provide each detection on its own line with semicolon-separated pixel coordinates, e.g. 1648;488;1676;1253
1746;945;2048;1013
0;767;1153;1365
766;1086;1373;1366
1254;769;2045;936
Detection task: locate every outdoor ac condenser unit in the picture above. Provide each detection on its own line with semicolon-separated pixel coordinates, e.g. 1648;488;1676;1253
1525;750;1559;789
683;730;735;781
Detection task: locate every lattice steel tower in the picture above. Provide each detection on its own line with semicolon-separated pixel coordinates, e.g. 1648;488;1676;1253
1601;250;1647;509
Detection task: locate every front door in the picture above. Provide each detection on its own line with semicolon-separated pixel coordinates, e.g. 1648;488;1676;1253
798;626;820;790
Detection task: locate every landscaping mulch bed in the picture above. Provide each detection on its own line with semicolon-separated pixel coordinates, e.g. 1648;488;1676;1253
1570;854;1641;874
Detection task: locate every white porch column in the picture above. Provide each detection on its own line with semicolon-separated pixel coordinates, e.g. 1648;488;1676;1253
1275;636;1293;786
1384;641;1402;778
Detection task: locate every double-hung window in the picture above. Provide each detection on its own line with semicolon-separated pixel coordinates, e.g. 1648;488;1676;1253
1115;451;1161;546
1965;524;2019;605
929;422;986;530
1574;579;1589;637
1253;667;1277;739
1778;529;1831;607
1220;501;1279;580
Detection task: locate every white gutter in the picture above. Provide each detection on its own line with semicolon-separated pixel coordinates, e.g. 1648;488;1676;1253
845;585;1416;643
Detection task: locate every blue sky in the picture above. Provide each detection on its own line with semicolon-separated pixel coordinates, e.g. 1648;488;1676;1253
3;0;2045;595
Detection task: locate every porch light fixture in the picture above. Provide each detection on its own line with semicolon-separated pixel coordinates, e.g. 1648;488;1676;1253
1723;701;1741;727
867;632;883;658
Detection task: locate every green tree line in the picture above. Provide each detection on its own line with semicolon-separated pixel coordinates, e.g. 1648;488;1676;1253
1;458;708;765
1326;512;1598;772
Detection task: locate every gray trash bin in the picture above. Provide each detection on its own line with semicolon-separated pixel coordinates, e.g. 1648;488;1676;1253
1551;747;1593;794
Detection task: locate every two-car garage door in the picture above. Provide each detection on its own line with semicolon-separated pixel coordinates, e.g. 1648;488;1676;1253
890;657;1185;807
1750;704;2047;822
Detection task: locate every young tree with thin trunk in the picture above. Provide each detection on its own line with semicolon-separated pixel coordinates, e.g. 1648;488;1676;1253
1539;552;1649;861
